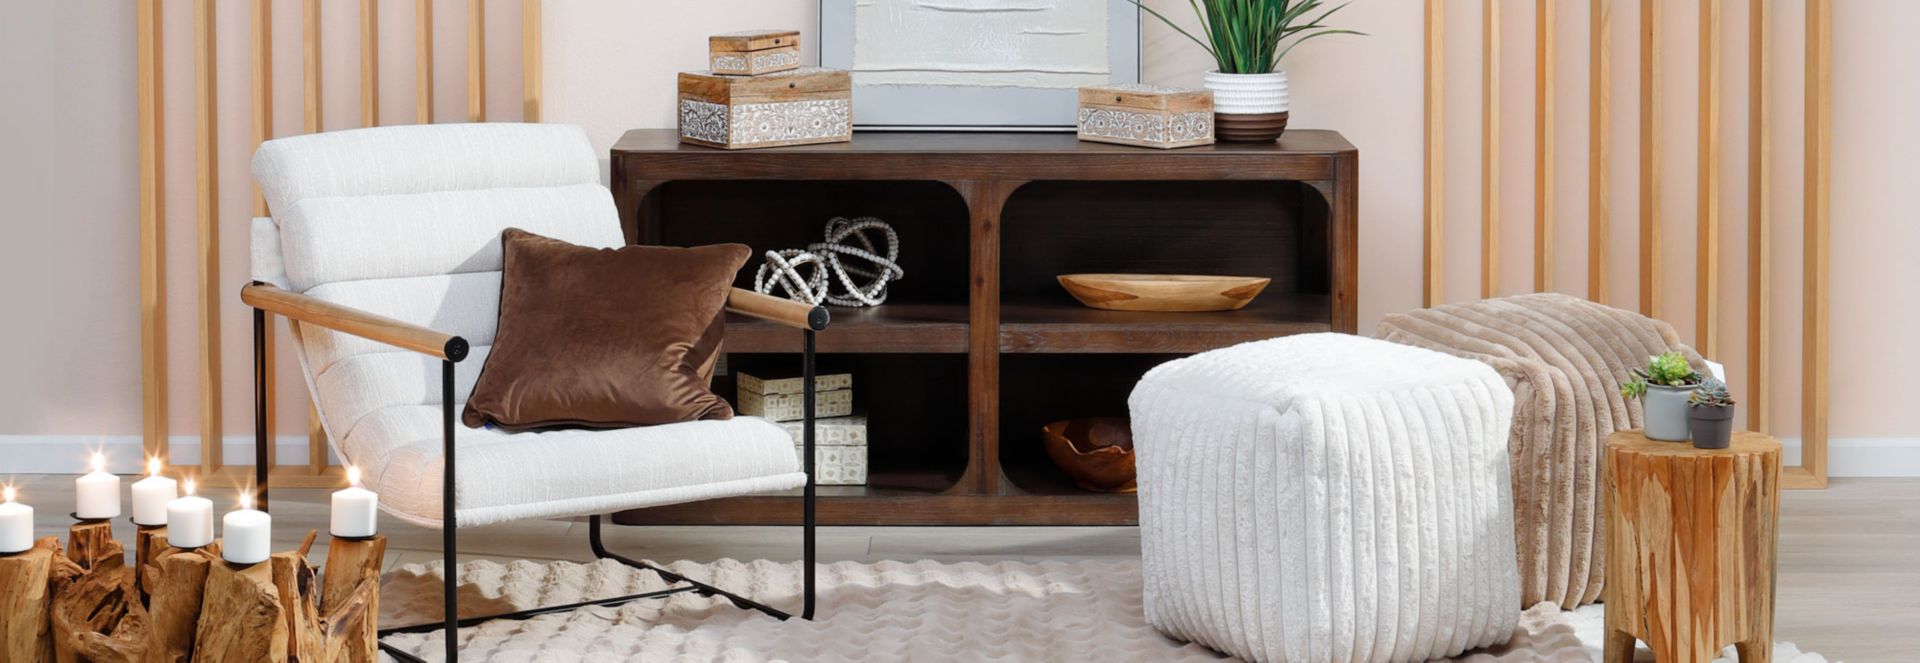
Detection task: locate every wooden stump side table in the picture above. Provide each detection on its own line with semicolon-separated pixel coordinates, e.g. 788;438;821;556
1603;430;1781;663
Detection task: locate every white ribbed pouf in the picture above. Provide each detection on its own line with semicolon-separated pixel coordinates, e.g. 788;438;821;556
1128;333;1522;663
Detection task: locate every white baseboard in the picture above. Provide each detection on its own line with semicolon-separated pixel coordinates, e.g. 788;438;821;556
1777;437;1920;477
4;435;1918;477
0;435;336;475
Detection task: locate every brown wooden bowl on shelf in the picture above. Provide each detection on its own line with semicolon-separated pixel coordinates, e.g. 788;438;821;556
1057;274;1271;312
1041;417;1137;493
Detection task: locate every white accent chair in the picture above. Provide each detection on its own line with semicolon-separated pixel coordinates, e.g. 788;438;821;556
242;123;828;662
1129;333;1522;662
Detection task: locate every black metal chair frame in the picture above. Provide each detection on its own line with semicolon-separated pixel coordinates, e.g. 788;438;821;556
249;301;824;663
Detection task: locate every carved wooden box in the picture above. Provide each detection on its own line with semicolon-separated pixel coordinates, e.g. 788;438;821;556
1076;84;1215;149
709;29;802;76
678;67;853;150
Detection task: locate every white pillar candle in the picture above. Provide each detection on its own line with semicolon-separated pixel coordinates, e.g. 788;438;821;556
222;492;272;565
0;487;32;554
329;466;379;538
74;452;120;520
131;457;178;526
165;480;215;549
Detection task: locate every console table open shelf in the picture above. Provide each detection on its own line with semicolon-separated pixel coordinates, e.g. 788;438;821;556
609;129;1357;526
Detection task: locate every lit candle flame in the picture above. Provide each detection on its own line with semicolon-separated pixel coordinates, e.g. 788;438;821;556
346;466;362;487
183;478;196;496
239;492;254;511
2;486;14;503
90;452;106;473
147;456;162;477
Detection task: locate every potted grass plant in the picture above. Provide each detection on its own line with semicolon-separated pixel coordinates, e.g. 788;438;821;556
1133;0;1363;141
1621;351;1703;442
1686;378;1737;449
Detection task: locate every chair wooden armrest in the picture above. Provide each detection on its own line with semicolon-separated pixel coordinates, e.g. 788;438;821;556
241;282;470;362
727;288;830;331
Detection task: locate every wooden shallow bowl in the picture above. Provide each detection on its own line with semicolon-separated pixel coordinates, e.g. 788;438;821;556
1042;417;1136;493
1057;274;1271;312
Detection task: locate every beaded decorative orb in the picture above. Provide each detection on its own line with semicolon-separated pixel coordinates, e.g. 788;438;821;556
754;217;904;308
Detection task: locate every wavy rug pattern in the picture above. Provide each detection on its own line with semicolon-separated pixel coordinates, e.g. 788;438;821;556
377;559;1830;662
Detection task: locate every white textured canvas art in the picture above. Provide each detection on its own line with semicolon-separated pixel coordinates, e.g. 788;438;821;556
851;0;1111;88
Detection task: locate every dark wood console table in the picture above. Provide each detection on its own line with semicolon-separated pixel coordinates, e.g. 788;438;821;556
609;130;1357;526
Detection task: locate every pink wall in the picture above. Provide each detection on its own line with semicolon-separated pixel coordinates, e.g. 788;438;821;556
2;1;1913;449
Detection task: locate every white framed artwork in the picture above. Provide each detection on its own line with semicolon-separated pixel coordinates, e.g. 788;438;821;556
819;0;1141;131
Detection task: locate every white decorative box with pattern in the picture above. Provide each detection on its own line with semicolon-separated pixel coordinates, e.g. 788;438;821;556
1076;84;1214;149
709;29;802;76
738;372;852;396
677;67;852;150
778;415;868;485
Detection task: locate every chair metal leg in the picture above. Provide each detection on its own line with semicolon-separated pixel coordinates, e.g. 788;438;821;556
440;360;458;662
802;328;817;620
253;308;270;511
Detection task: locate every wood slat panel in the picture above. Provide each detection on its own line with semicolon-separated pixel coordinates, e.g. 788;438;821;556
1482;0;1500;299
302;0;326;463
1535;0;1555;292
1589;0;1611;303
468;0;486;121
1697;0;1721;358
309;405;327;474
1638;0;1660;317
138;0;168;464
252;0;272;216
361;0;379;127
523;0;542;122
195;0;222;472
1782;466;1823;490
417;0;434;123
252;0;278;468
1424;0;1444;307
1801;0;1831;487
304;0;322;133
1746;0;1769;432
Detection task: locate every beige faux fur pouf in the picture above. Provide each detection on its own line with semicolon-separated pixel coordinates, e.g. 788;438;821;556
1377;293;1708;609
375;559;1829;662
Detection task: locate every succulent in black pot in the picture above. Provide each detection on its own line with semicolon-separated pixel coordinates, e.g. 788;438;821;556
1687;378;1737;450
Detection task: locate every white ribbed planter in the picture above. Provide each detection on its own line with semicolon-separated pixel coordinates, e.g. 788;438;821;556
1202;70;1291;141
1203;70;1291;113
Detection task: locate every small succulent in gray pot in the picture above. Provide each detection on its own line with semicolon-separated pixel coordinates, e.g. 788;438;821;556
1621;351;1703;442
1687;378;1737;450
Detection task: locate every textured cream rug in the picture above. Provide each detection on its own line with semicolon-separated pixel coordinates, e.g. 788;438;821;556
377;559;1831;662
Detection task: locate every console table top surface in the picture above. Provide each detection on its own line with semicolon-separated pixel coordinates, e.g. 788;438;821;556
612;129;1355;157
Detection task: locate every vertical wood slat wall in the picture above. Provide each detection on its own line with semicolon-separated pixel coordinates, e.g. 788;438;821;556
1421;0;1832;488
136;0;544;488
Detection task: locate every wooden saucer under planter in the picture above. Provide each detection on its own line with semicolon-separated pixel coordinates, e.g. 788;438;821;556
1215;112;1289;142
1057;274;1271;312
1042;418;1136;493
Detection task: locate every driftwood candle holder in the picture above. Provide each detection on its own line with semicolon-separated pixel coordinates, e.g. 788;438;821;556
0;519;384;662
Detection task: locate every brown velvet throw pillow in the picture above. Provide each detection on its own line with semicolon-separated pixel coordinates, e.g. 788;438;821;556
462;229;749;431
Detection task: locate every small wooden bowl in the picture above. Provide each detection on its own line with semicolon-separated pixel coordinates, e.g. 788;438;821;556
1057;274;1271;312
1042;417;1137;493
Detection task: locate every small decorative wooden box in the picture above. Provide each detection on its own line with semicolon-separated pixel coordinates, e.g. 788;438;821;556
779;415;869;485
678;67;852;150
1076;84;1215;149
739;388;853;421
709;29;802;76
738;371;852;395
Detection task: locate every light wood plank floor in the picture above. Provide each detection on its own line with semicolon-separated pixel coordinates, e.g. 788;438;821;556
9;475;1914;661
